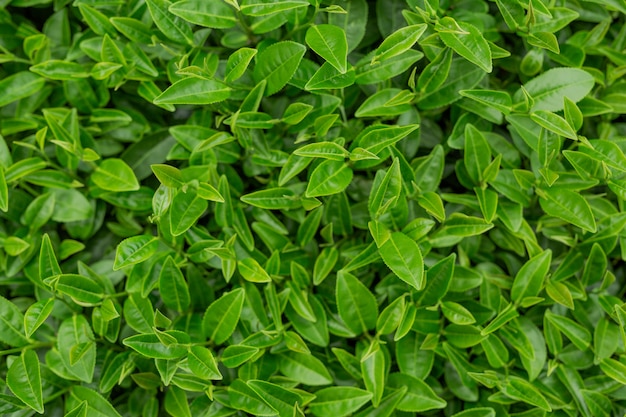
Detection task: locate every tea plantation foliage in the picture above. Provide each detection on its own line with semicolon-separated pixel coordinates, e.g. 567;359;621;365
1;0;626;416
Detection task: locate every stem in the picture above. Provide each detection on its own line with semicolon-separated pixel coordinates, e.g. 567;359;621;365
0;342;54;356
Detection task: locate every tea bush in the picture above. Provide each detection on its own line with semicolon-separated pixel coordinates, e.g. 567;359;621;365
1;0;626;416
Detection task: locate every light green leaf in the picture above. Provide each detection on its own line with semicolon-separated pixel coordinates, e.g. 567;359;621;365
379;232;424;290
538;188;596;232
113;235;159;270
545;310;591;350
309;387;372;417
336;271;378;334
24;298;54;338
279;351;333;386
253;41;307;96
238;257;272;283
0;296;29;347
92;158;139;192
229;379;277;416
305;160;353;198
154;78;231;105
240;188;300;210
145;0;193;45
56;274;104;306
305;63;355;90
240;0;309;16
361;347;385;407
388;372;447;412
516;67;594;112
168;0;237;28
122;332;188;359
305;24;348;73
0;72;45;107
510;250;552;305
202;288;245;344
373;24;427;63
225;47;257;83
436;17;492;72
69;386;123;417
159;256;190;312
501;376;552;411
531;110;578;139
170;190;208;236
7;350;43;414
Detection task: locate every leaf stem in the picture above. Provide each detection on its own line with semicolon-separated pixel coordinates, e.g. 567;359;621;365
0;341;54;356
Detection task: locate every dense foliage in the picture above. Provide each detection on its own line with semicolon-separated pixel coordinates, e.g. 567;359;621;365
1;0;626;416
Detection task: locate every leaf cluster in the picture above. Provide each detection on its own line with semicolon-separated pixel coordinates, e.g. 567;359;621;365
0;0;626;416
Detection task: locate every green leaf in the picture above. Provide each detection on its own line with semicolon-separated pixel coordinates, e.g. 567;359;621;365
510;250;552;305
309;387;372;417
154;78;231;105
56;274;104;306
376;296;405;335
170;190;208;236
253;41;307;96
531;110;578;139
69;386;123;417
92;158;139;192
58;315;96;382
516;67;595;112
279;351;333;386
336;271;378;334
240;0;309;16
441;301;476;325
229;379;277;416
460;89;512;114
0;296;29;347
145;0;193;45
113;235;159;270
501;376;552;411
369;158;402;218
305;63;355;90
0;72;45;107
436;17;492;72
7;350;43;414
379;232;424;290
151;164;184;188
357;124;419;155
159;256;190;312
164;386;191;417
355;88;413;117
416;253;455;307
373;24;427;63
238;257;272;283
305;24;348;73
313;247;338;286
388;372;447;412
545;310;591;350
545;280;574;309
599;358;626;385
202;288;245;344
463;124;491;184
221;344;259;368
30;60;89;80
168;0;237;28
241;188;300;210
538;188;596;232
225;47;258;83
24;298;54;338
305;160;353;197
122;333;188;359
247;380;303;417
361;346;385;407
188;346;222;380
